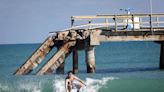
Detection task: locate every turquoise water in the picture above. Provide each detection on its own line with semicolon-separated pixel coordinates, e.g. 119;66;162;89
0;42;164;92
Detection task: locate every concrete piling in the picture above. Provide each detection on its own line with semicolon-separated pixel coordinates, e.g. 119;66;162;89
160;42;164;69
85;46;96;73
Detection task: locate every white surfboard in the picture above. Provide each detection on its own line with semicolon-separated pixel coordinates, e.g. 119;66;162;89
71;86;86;92
71;89;78;92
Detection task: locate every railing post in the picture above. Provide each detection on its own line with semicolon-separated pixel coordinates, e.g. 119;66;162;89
139;17;142;27
71;16;74;27
156;16;159;27
114;15;117;32
88;20;92;29
105;18;108;23
132;15;135;31
150;14;153;34
105;18;109;28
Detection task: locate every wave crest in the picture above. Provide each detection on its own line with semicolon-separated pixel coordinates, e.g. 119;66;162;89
53;76;118;92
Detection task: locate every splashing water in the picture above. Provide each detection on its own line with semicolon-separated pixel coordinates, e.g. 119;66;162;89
53;77;118;92
0;82;41;92
18;82;41;92
0;76;118;92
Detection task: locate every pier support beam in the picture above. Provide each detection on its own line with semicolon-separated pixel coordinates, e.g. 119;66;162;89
56;54;65;74
160;42;164;70
85;46;96;73
73;50;78;74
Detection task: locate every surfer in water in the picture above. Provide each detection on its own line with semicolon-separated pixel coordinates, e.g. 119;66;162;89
65;71;86;92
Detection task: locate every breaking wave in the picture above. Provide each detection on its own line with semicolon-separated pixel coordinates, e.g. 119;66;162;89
53;77;118;92
0;76;118;92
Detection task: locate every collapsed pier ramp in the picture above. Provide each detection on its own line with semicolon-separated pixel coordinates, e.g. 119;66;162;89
14;29;86;75
14;37;55;75
37;41;76;75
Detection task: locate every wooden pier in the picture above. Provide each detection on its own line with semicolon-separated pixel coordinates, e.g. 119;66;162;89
15;14;164;75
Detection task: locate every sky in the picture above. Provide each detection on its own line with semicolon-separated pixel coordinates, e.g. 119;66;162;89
0;0;164;44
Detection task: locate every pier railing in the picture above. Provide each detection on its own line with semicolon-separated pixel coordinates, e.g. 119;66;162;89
71;14;164;32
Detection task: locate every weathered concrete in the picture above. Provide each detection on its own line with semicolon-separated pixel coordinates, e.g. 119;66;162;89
37;41;76;75
160;42;164;69
56;54;65;74
90;30;101;45
14;37;54;75
73;50;78;74
85;46;96;73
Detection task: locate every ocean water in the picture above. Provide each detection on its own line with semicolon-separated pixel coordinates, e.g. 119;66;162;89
0;42;164;92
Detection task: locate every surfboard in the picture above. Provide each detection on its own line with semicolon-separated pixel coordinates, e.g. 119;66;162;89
71;86;86;92
71;89;78;92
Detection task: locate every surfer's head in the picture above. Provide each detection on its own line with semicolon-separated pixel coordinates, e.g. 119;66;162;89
67;71;73;77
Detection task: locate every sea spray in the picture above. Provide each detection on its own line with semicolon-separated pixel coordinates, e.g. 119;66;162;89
0;83;10;92
18;79;42;92
19;83;41;92
0;82;41;92
53;77;65;92
53;76;118;92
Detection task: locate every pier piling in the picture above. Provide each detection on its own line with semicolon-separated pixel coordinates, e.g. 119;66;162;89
160;42;164;69
85;46;96;73
73;50;78;74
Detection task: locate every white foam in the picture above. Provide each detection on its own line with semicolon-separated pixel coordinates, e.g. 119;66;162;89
53;78;65;92
18;81;41;92
53;76;118;92
0;83;10;92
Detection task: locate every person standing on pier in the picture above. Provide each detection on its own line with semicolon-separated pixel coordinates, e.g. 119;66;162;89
65;71;86;92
